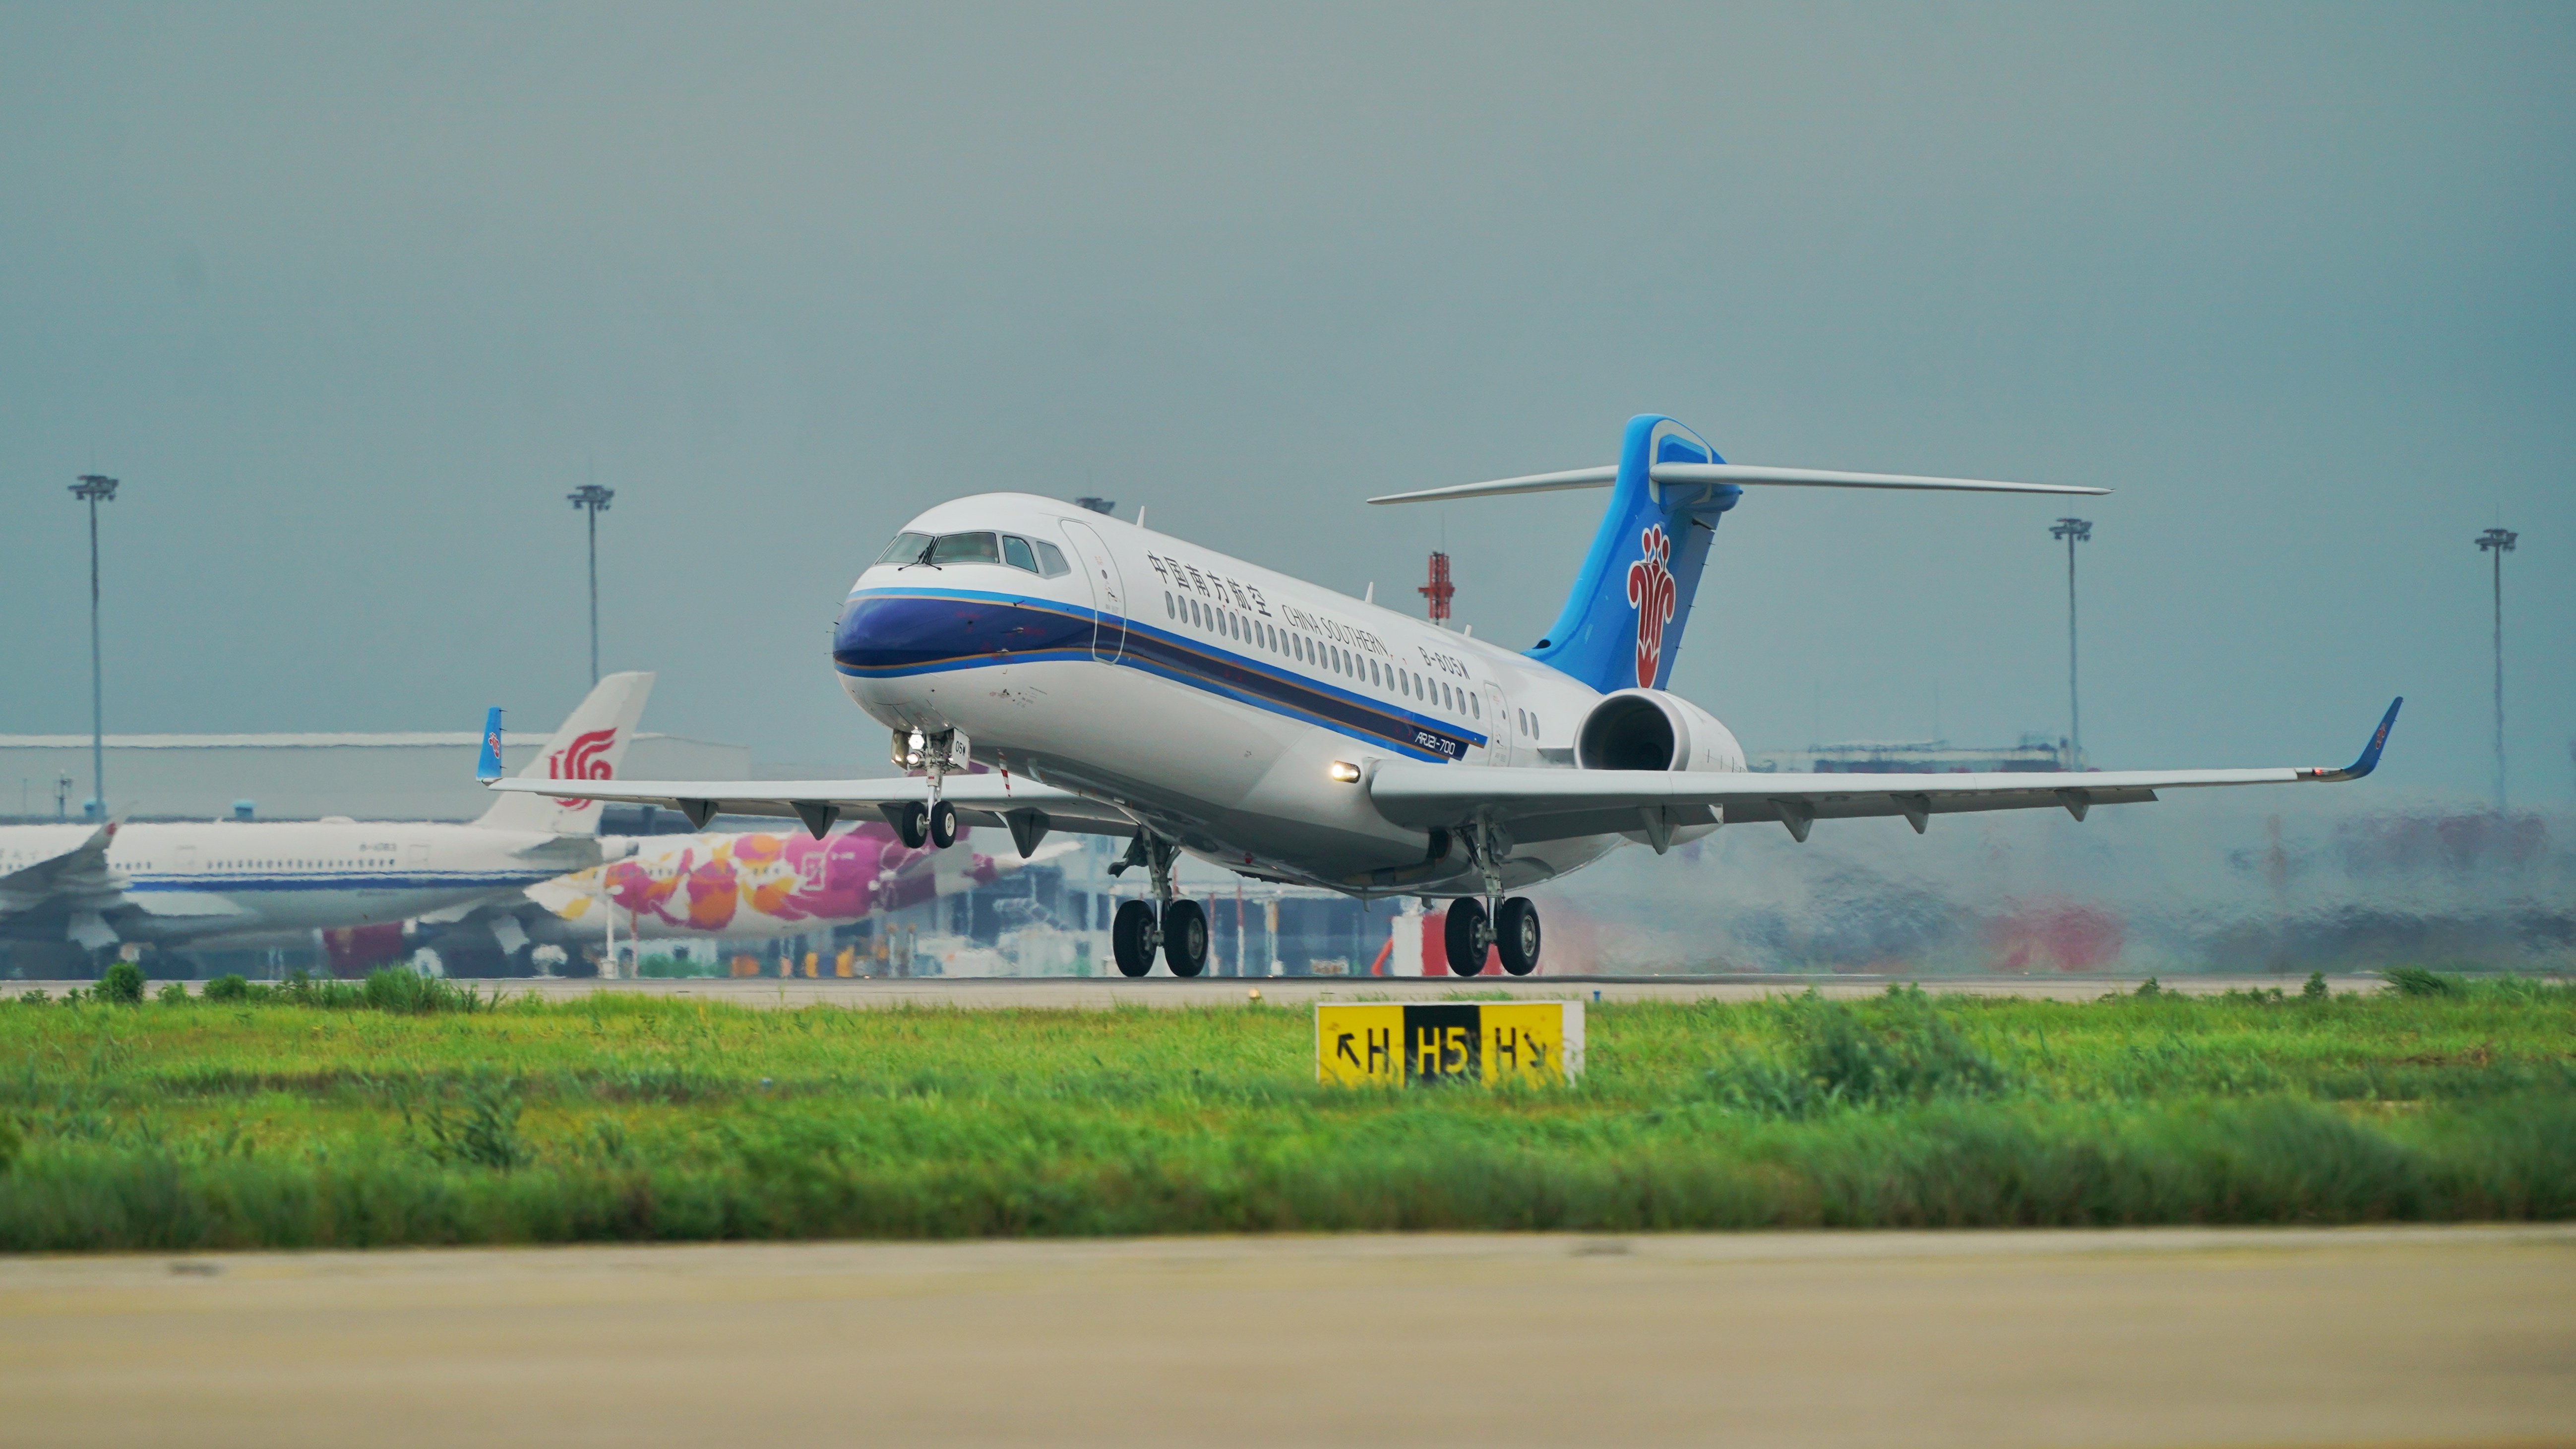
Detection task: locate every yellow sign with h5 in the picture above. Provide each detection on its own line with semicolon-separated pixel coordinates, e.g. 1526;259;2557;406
1315;1001;1584;1087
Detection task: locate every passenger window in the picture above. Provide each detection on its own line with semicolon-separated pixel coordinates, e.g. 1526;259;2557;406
928;532;1000;565
1165;592;1175;617
1032;540;1070;577
1471;694;1480;718
1002;535;1039;572
874;531;934;566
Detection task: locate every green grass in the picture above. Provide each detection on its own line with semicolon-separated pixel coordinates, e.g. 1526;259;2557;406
1;975;2570;1251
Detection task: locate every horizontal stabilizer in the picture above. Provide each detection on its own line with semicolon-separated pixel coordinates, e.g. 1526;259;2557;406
1369;462;2106;505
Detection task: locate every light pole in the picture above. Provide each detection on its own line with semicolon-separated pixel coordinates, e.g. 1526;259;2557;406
69;475;118;818
2050;517;2092;770
568;482;614;685
2476;527;2517;812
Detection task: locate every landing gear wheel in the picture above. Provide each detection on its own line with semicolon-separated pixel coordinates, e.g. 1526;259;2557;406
1161;899;1209;978
896;801;930;849
1111;899;1159;977
1444;899;1489;978
927;799;960;849
1496;897;1540;976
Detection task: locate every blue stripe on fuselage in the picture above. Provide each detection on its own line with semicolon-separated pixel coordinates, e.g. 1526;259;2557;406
834;587;1483;763
123;873;561;893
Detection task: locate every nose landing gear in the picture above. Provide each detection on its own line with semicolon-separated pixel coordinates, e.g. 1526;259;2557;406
891;728;968;850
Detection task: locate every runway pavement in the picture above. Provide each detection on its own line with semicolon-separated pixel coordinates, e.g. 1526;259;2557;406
0;971;2395;1008
4;1226;2568;1448
498;971;2390;1009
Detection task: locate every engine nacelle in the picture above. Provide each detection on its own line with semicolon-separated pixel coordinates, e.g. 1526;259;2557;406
1575;689;1747;774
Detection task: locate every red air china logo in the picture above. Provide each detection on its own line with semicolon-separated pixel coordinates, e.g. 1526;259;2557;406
549;728;616;809
1625;524;1677;689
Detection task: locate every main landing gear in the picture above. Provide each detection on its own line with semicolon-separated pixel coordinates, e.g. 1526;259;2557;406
1443;818;1541;976
1441;897;1540;976
1107;832;1208;978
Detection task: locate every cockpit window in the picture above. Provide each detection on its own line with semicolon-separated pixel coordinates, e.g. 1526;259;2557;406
1002;535;1039;572
874;531;933;566
1032;540;1070;577
927;532;1000;565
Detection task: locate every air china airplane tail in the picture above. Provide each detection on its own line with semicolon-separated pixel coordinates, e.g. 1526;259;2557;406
473;672;654;836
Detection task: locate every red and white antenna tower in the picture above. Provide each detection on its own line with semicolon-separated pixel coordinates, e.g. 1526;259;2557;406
1418;550;1455;623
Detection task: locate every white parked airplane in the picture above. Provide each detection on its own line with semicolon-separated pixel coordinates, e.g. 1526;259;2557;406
0;672;653;968
492;415;2398;979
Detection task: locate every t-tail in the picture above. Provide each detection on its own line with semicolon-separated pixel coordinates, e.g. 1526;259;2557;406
1528;416;1731;692
1367;413;2108;695
471;671;657;836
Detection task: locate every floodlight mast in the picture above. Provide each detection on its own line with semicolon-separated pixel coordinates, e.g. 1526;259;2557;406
569;482;614;685
2477;527;2517;812
69;475;119;818
2050;517;2092;771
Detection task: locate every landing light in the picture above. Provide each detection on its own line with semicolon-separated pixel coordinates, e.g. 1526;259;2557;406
1327;761;1362;784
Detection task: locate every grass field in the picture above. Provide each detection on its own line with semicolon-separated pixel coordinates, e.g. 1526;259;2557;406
2;971;2570;1252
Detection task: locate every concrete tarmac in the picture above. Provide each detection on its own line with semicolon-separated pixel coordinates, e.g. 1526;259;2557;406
5;1226;2570;1448
0;972;2393;1009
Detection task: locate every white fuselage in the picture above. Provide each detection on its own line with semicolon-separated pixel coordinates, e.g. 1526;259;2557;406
831;494;1741;895
0;819;601;948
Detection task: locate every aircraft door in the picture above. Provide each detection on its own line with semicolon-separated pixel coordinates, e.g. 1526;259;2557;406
1483;683;1518;766
1058;520;1128;664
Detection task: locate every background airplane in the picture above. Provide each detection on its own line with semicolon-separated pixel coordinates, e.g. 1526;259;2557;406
495;415;2396;980
0;672;653;974
331;819;1037;975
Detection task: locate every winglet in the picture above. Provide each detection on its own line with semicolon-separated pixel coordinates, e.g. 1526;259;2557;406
476;707;505;783
2303;697;2401;782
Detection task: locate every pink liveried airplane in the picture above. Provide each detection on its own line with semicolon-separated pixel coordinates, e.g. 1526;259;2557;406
518;818;1058;950
488;415;2399;980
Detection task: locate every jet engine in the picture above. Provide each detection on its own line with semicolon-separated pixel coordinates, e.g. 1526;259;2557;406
1572;689;1744;852
1574;689;1747;774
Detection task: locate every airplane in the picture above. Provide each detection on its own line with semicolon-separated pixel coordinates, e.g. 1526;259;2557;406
514;817;1055;949
0;672;654;972
491;414;2400;980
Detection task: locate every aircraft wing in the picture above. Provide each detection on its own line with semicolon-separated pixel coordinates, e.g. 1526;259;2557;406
1368;700;2401;846
0;824;123;920
483;773;1139;843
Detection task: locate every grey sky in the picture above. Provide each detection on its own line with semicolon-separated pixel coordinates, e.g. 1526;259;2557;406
4;2;2569;801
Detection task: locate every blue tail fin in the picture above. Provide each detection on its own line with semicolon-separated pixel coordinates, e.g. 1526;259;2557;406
476;707;505;782
1525;415;1738;692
